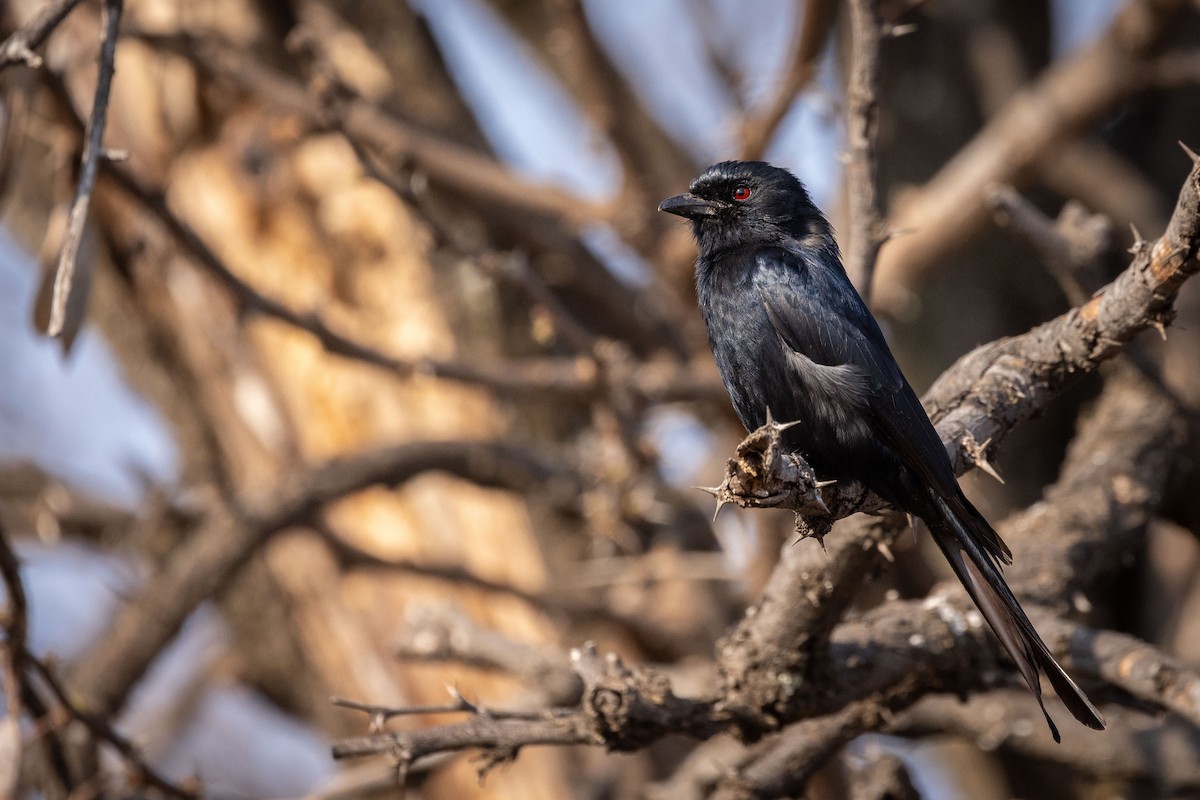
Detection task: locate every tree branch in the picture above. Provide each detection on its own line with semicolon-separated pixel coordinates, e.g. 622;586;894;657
68;440;580;716
738;0;836;161
42;0;122;339
895;691;1200;789
0;0;89;71
871;0;1186;316
844;0;887;297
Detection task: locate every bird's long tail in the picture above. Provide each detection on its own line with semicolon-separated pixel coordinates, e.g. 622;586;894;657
926;492;1105;742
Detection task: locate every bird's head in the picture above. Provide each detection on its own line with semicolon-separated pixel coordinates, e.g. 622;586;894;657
659;160;830;254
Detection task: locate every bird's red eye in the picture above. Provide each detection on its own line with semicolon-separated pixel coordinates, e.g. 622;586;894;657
733;185;752;201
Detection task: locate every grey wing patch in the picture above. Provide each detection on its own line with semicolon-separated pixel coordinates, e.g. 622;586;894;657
781;347;872;404
759;291;872;407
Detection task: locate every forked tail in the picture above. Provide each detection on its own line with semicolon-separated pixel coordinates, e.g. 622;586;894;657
927;493;1105;742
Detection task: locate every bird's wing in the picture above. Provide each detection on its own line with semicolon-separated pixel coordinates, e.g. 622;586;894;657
757;247;1012;564
754;248;959;498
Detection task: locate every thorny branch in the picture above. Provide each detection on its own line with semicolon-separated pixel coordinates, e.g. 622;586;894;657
329;163;1200;773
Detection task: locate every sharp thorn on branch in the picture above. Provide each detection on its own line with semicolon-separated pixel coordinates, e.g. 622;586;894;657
1179;140;1200;166
975;455;1005;485
884;22;919;38
1128;222;1146;253
877;539;896;562
712;497;731;522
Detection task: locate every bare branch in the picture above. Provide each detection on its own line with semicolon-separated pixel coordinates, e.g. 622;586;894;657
68;440;579;717
844;0;887;298
709;701;893;800
43;0;122;340
0;0;89;71
986;184;1111;305
895;691;1200;789
333;644;724;767
393;603;583;706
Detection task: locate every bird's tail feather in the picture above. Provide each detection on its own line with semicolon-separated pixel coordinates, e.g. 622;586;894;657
927;493;1106;741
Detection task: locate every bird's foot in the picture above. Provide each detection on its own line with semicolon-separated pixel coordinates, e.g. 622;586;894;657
697;418;831;517
791;516;832;553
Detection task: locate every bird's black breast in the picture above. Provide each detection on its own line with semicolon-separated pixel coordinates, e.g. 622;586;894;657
695;245;882;479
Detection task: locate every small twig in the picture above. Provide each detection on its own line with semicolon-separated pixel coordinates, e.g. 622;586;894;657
392;603;582;705
44;0;122;339
333;692;557;726
844;0;888;298
0;0;89;71
27;655;199;799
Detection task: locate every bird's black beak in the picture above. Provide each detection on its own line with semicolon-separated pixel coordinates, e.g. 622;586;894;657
658;193;719;219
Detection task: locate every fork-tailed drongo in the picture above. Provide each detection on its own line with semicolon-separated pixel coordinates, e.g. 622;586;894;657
660;160;1104;741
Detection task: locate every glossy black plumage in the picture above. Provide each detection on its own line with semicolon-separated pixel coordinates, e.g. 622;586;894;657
661;160;1104;741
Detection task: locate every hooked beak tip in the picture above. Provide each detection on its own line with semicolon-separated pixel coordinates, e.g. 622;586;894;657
659;193;717;219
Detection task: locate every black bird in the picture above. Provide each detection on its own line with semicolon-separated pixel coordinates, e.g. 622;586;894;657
660;160;1104;741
